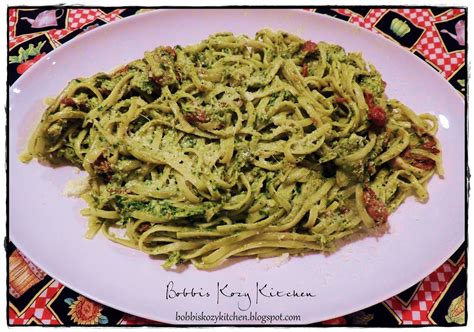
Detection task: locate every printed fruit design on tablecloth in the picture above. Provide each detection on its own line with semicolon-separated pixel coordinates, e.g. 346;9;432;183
65;296;109;325
8;41;47;74
390;18;411;37
445;292;465;325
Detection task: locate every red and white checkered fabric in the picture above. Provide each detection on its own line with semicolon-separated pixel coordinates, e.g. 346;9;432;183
413;9;465;78
67;8;101;29
98;9;124;23
344;8;386;32
9;280;63;325
385;262;460;324
8;8;16;38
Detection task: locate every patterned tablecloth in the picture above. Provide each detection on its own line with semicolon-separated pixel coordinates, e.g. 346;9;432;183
8;7;466;326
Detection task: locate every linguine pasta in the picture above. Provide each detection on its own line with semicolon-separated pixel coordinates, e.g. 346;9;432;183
21;30;443;270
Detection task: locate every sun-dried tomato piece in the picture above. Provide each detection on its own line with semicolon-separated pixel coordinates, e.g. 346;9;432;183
302;40;317;53
411;159;436;170
163;46;177;58
363;91;375;109
61;97;76;107
363;188;388;223
302;63;308;77
93;154;113;182
335;96;348;103
401;148;436;170
138;223;151;233
421;135;440;154
368;106;387;128
363;90;387;128
184;109;207;124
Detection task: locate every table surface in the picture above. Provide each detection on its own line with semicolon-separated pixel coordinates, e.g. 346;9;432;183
8;7;466;326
